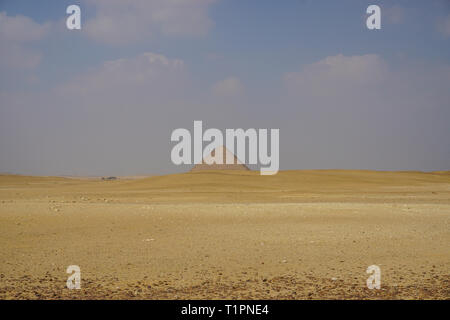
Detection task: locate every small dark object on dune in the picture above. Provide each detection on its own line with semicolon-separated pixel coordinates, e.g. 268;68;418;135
102;176;117;181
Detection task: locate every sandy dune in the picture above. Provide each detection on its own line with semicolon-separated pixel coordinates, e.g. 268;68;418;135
0;170;449;299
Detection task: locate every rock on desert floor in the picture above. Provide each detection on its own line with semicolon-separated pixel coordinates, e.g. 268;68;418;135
0;170;449;299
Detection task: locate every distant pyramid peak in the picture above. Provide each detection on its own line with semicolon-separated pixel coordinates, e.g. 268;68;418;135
191;145;249;171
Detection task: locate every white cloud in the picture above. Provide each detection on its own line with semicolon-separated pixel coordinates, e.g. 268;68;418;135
0;11;49;42
84;0;216;45
284;54;387;98
59;52;185;97
212;76;244;97
281;54;450;170
0;11;50;70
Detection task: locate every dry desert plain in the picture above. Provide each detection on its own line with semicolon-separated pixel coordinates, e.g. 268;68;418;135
0;170;449;299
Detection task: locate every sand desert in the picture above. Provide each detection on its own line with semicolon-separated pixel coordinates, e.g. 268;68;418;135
0;170;449;299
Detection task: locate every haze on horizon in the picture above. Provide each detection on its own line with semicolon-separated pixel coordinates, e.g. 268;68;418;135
1;0;449;176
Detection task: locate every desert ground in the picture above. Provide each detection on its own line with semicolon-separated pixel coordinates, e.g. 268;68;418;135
0;170;449;299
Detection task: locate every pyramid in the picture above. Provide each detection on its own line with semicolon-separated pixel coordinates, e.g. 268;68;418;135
191;146;250;171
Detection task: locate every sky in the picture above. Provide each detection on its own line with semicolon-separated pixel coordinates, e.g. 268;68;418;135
0;0;449;176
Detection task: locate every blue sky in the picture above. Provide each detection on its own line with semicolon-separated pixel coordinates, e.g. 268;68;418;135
1;0;449;175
